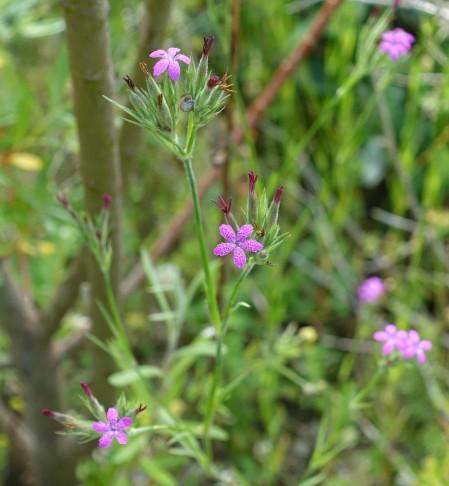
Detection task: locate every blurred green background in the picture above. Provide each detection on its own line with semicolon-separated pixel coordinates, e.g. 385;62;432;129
1;0;449;484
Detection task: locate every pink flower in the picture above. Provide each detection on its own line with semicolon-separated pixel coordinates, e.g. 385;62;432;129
379;28;415;61
149;48;190;81
401;330;432;365
358;277;386;304
92;407;133;448
373;324;407;356
213;224;263;269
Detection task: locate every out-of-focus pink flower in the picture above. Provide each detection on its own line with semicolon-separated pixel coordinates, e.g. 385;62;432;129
149;48;190;81
373;324;407;356
357;277;386;304
401;330;432;365
379;28;415;61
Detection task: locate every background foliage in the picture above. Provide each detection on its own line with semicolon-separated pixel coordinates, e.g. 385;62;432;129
1;0;449;485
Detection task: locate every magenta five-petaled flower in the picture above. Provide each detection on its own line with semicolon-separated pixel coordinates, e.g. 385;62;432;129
379;28;415;61
149;48;190;81
92;407;133;448
373;324;432;365
357;277;385;304
214;224;263;269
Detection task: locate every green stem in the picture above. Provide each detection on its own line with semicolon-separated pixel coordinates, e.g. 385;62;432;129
350;365;386;409
183;158;221;331
203;263;254;460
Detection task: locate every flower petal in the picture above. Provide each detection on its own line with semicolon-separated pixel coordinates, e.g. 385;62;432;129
116;417;133;430
174;53;190;64
219;224;236;242
419;340;432;351
168;61;181;81
149;49;168;59
115;431;128;445
98;432;114;448
167;47;180;58
233;247;246;269
236;224;254;241
416;350;427;365
373;331;387;342
240;239;263;253
106;407;119;425
382;341;395;356
92;421;110;433
153;59;169;77
214;243;235;256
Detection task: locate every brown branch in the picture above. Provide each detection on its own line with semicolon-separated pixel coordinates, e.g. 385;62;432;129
121;0;344;295
234;0;345;143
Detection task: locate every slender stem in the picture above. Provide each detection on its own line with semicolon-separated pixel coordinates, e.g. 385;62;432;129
203;263;254;460
183;158;222;330
350;365;386;409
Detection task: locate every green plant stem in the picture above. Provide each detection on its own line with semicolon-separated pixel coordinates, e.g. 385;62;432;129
350;365;386;409
203;263;254;461
183;158;222;331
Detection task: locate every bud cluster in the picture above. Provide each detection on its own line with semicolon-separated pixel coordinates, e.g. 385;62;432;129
108;35;234;159
213;171;289;267
56;193;112;273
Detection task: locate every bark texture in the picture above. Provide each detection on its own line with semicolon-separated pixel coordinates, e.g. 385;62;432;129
62;0;122;404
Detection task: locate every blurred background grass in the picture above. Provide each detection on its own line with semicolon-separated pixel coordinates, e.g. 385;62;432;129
1;0;449;484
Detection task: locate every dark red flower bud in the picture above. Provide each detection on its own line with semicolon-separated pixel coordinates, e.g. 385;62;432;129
56;193;70;209
248;171;258;194
207;75;220;89
80;382;92;398
42;409;55;417
211;195;232;216
203;35;215;58
274;186;284;204
102;194;112;209
134;404;147;416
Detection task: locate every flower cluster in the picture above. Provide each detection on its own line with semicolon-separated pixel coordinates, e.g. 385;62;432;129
373;324;432;365
111;36;233;159
213;171;289;269
379;27;415;61
42;382;145;449
357;276;385;304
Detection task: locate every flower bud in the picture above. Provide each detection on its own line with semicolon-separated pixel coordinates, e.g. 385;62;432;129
266;185;283;229
207;75;220;89
247;171;259;224
80;382;104;418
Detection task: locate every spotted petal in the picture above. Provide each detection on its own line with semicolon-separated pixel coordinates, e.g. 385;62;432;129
92;421;110;433
219;224;236;242
237;224;254;241
214;243;235;256
240;239;263;253
153;59;169;76
233;247;246;269
149;49;168;59
168;61;181;81
98;431;114;448
167;47;181;58
106;407;119;425
174;53;190;64
117;417;133;430
115;431;129;445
